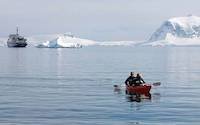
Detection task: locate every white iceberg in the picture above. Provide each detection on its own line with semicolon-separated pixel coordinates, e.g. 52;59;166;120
147;15;200;46
36;33;97;48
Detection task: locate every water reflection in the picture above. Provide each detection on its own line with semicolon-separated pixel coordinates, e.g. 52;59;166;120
127;121;140;125
113;85;122;94
126;93;151;102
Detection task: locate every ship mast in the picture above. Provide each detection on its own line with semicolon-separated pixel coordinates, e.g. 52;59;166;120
16;27;19;35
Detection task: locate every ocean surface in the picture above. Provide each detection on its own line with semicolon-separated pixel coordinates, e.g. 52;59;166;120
0;46;200;125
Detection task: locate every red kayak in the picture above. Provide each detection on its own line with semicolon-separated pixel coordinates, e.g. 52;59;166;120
126;84;151;94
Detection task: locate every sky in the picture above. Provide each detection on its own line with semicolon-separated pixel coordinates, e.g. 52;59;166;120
0;0;199;41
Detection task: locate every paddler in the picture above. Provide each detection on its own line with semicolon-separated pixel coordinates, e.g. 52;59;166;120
135;73;145;86
125;72;136;86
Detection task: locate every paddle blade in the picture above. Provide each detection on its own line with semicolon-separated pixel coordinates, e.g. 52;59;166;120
113;85;121;92
152;82;161;86
113;85;119;87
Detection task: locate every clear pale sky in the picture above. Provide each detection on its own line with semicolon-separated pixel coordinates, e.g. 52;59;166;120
0;0;199;41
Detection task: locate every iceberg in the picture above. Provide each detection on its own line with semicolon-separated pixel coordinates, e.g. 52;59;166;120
36;33;96;48
147;15;200;46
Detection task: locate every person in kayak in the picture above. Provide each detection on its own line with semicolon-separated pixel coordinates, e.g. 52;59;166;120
125;72;136;86
135;73;145;86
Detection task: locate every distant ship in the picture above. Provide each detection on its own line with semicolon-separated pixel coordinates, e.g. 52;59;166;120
7;27;27;47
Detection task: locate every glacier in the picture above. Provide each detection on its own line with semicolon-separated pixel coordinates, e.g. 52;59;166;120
147;15;200;46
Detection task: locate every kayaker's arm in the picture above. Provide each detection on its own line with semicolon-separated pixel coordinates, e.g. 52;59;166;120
125;76;131;85
141;78;145;83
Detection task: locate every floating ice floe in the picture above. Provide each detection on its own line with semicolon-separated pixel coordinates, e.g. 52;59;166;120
96;41;140;46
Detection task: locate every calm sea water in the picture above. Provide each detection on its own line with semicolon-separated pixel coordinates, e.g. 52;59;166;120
0;46;200;125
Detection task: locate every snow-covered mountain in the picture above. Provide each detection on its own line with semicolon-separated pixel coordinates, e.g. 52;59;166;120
148;15;200;46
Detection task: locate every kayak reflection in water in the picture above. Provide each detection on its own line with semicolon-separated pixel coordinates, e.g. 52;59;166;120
126;93;151;102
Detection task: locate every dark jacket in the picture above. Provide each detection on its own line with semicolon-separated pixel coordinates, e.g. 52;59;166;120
135;75;145;85
125;76;136;86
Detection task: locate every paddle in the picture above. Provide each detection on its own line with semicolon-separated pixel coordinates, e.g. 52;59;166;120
152;82;161;86
113;82;161;89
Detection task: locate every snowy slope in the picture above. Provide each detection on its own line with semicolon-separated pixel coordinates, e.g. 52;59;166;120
148;15;200;46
